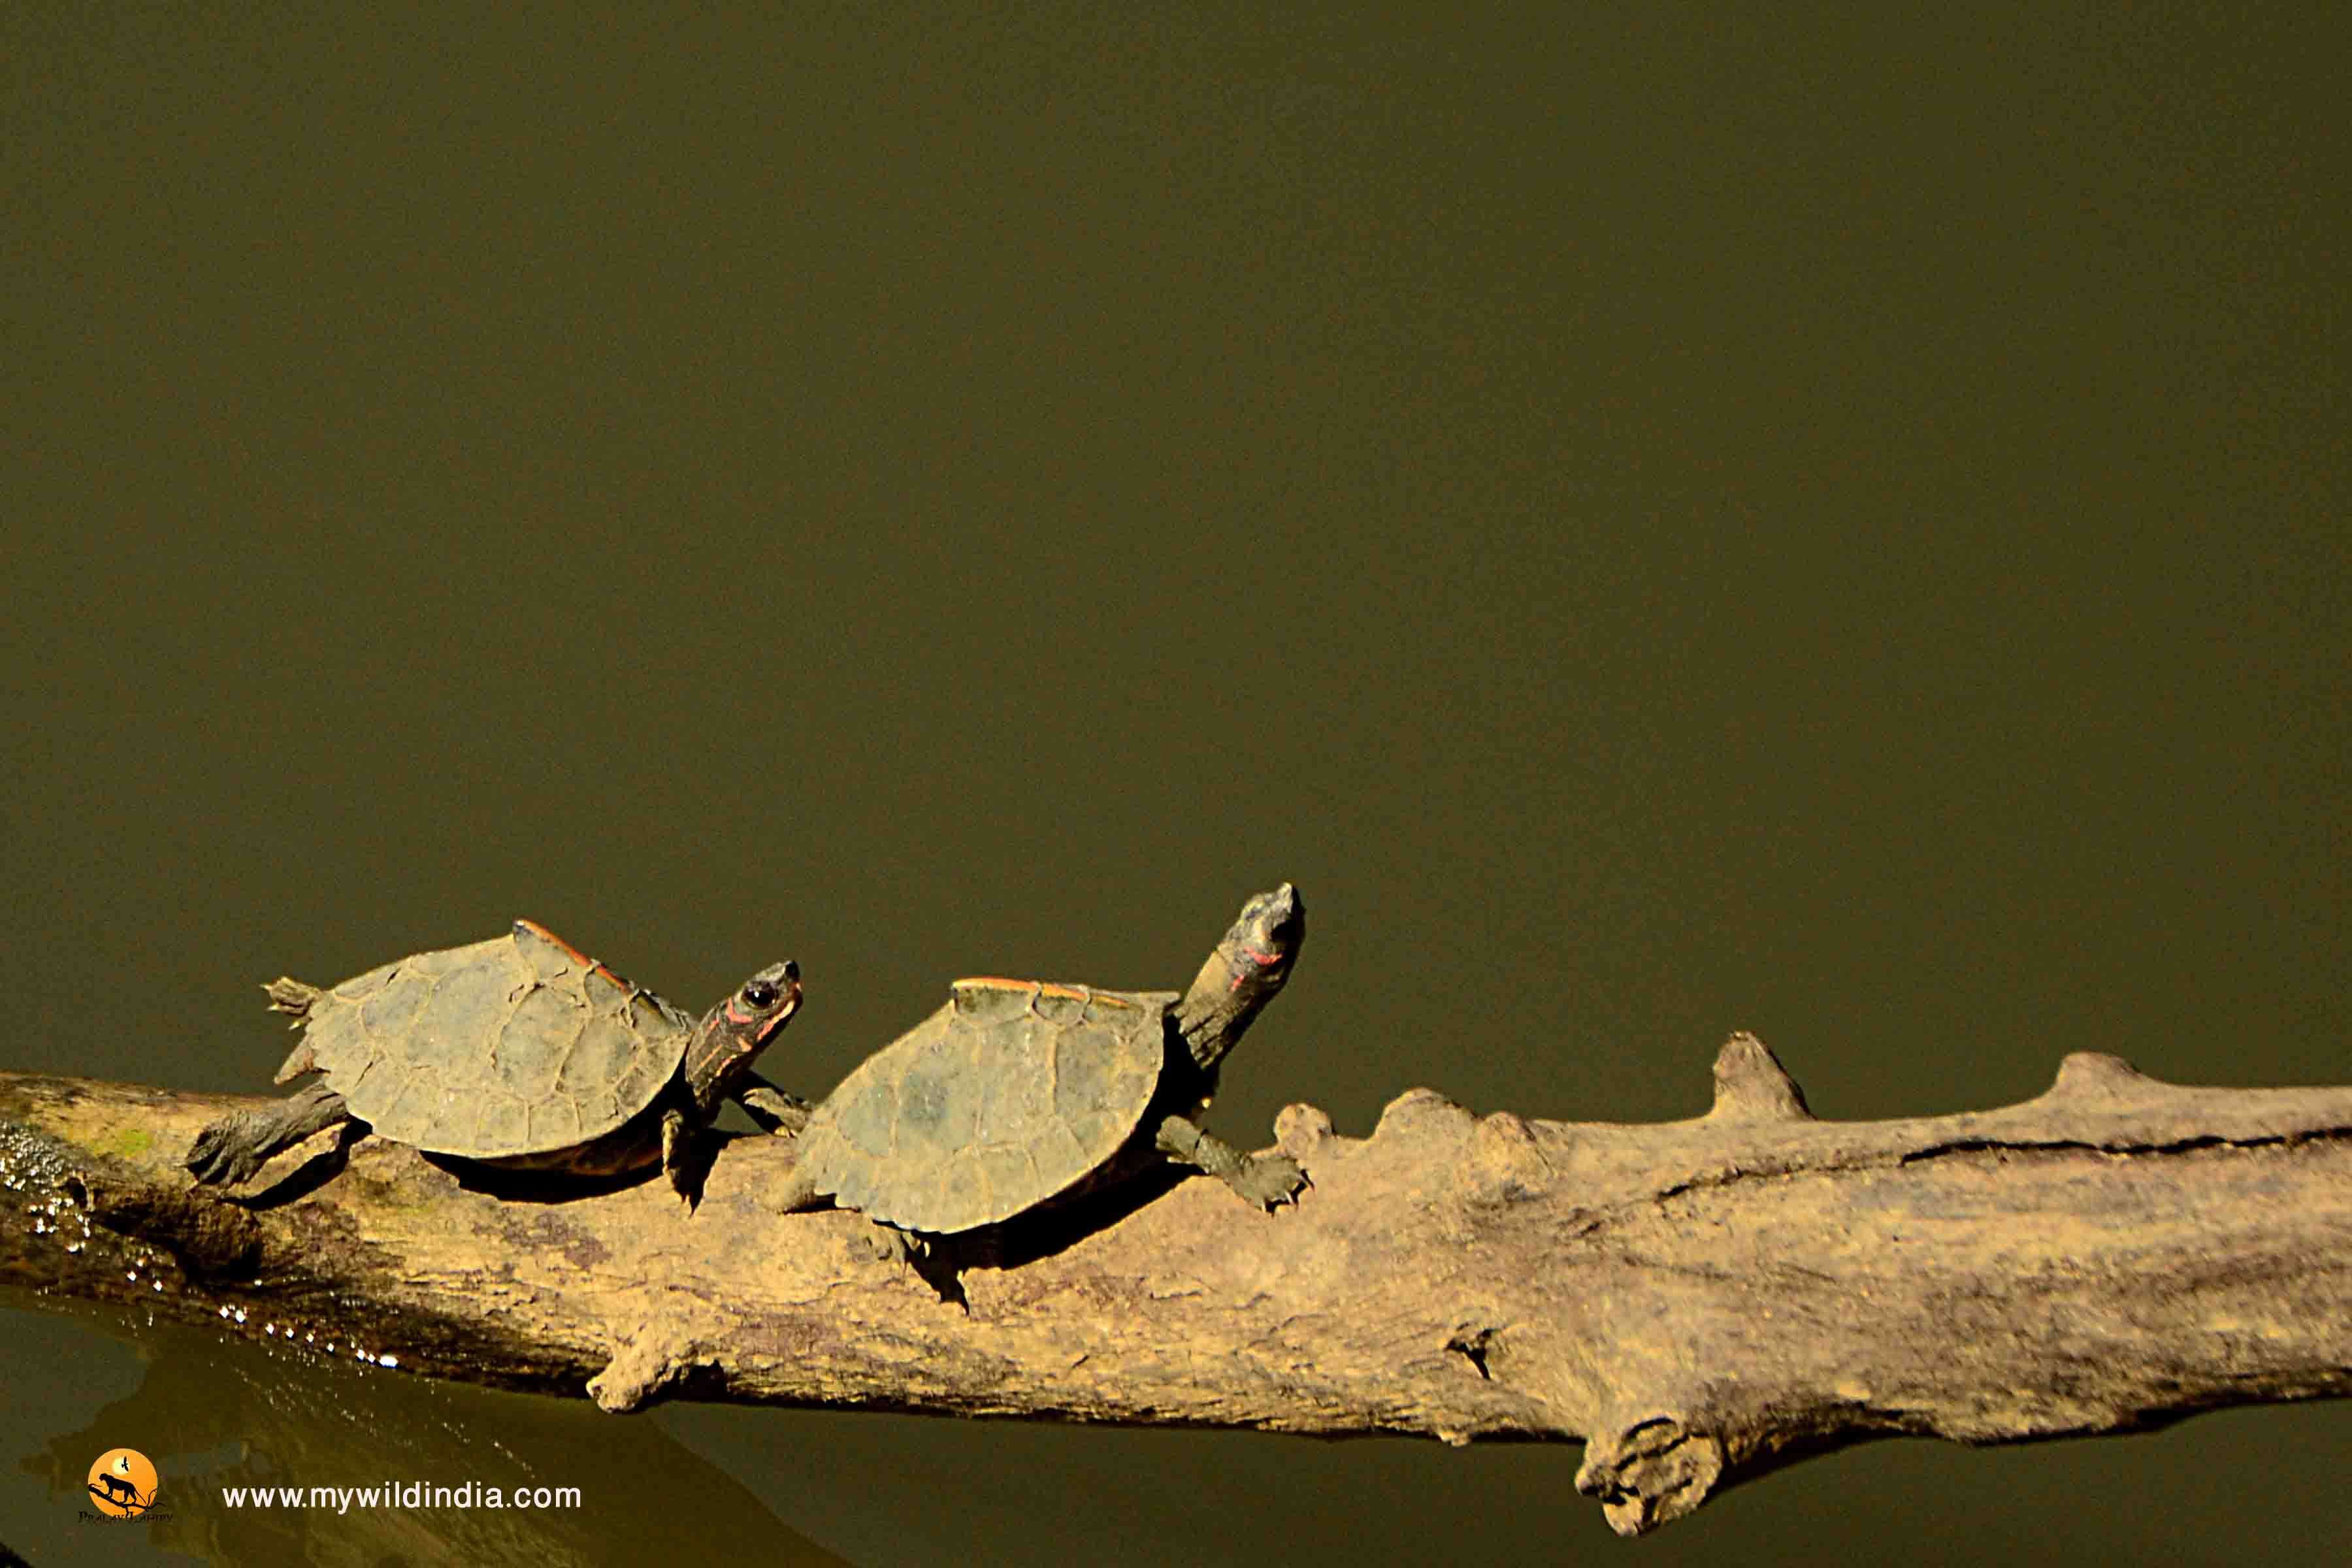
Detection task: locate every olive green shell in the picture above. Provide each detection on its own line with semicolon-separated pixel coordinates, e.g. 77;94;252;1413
270;921;693;1158
791;978;1178;1233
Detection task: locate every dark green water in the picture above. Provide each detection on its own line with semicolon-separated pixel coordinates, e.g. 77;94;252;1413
4;6;2345;1563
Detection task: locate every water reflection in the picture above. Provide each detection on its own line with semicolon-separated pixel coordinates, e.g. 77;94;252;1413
5;1292;847;1567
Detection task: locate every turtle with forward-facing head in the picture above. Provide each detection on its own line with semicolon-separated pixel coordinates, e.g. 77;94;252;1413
773;884;1307;1250
186;919;804;1208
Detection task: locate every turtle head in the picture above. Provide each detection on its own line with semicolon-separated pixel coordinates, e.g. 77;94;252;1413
1175;883;1305;1071
685;959;803;1111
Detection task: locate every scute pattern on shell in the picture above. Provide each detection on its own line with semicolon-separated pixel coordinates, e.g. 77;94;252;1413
796;979;1177;1233
271;922;689;1157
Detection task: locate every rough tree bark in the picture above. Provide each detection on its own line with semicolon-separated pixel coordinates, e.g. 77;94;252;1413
3;1040;2347;1537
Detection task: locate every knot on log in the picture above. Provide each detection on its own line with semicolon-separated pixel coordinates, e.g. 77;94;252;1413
1465;1111;1551;1203
92;1180;264;1279
1370;1088;1475;1143
1574;1414;1726;1537
590;1321;700;1414
2046;1051;2159;1103
1273;1102;1338;1160
1708;1032;1814;1122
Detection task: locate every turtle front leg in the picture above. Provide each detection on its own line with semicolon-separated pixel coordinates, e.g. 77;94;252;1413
186;1082;355;1186
660;1107;711;1213
732;1073;813;1137
1154;1114;1307;1210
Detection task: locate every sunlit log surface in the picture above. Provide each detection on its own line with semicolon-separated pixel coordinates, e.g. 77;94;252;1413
5;1039;2349;1537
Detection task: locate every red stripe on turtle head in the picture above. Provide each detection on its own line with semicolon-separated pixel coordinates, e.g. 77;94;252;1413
1229;943;1290;990
730;996;796;1034
726;964;804;1045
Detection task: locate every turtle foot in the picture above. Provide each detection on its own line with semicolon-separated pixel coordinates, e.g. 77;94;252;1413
667;1162;710;1215
735;1083;812;1137
1228;1152;1309;1210
184;1116;271;1186
870;1228;968;1309
184;1083;351;1188
860;1224;915;1265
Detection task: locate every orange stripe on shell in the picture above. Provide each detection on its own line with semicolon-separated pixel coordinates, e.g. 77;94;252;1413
515;919;634;994
956;977;1131;1006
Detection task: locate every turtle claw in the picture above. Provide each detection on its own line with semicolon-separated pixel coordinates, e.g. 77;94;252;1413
668;1164;709;1215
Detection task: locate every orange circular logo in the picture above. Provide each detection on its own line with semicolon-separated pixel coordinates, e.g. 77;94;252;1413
86;1448;158;1518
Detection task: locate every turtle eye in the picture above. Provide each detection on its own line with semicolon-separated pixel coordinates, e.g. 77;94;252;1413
743;979;779;1009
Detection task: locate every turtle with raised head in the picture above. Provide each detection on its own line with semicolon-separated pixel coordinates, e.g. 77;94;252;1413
772;883;1307;1249
186;919;804;1208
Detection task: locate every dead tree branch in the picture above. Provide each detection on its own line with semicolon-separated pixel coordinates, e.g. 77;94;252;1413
4;1039;2347;1536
